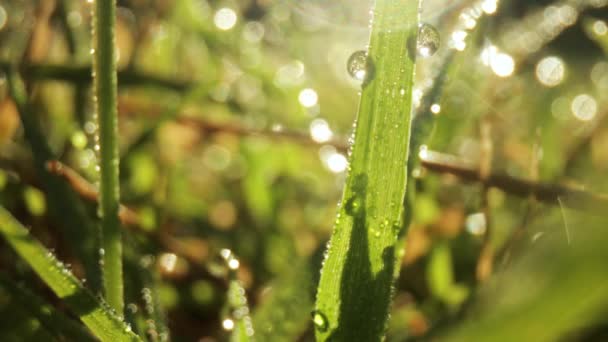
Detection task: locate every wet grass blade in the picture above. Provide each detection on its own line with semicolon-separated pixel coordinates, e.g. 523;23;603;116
227;277;254;342
4;67;101;293
0;206;141;341
314;0;420;340
123;240;170;342
92;0;124;314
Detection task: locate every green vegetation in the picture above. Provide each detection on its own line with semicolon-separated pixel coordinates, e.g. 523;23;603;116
92;0;124;315
0;207;139;341
314;0;419;340
0;0;607;341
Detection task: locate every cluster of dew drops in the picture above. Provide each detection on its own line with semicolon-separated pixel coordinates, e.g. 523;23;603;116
347;23;440;81
217;249;255;338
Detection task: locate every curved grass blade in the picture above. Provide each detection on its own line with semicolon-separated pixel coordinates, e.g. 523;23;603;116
4;67;101;293
440;214;608;342
314;1;420;340
0;206;141;341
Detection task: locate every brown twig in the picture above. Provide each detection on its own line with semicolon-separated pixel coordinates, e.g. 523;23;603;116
44;160;225;287
419;150;608;212
0;61;193;92
45;160;140;226
149;112;608;212
8;58;606;213
177;116;350;153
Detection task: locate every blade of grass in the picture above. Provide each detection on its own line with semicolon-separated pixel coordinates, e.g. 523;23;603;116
440;214;608;342
0;273;96;342
123;238;170;342
92;0;124;314
226;277;254;342
4;67;101;293
217;250;254;342
404;52;455;229
314;1;420;340
0;206;141;341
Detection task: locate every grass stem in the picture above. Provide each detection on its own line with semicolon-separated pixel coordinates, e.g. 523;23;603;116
92;0;123;315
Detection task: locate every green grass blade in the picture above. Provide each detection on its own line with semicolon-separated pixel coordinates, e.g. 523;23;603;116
440;214;608;342
227;278;254;342
123;240;170;342
0;206;141;342
216;250;254;342
0;273;96;342
314;1;420;340
92;0;124;314
4;67;101;293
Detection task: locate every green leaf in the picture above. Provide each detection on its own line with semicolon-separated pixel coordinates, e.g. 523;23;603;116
0;206;141;342
314;1;420;340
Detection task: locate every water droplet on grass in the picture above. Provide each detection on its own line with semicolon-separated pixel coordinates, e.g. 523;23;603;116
417;23;440;58
347;50;368;81
311;310;329;332
345;196;363;216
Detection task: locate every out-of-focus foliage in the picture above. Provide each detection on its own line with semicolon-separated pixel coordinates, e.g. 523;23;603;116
0;0;606;341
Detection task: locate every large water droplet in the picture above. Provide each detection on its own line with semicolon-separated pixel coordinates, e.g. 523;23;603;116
417;23;440;58
311;310;329;332
347;50;368;81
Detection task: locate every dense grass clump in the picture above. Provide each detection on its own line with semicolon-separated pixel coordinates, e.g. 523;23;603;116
0;0;607;341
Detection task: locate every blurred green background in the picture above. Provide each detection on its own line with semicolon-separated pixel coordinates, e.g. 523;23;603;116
0;0;607;341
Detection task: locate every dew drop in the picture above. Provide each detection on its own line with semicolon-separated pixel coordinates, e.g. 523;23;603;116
345;196;363;216
222;318;235;331
417;23;440;58
347;50;368;81
127;303;138;314
311;310;329;332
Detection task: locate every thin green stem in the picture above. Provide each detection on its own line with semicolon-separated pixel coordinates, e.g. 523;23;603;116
314;0;420;340
92;0;123;314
